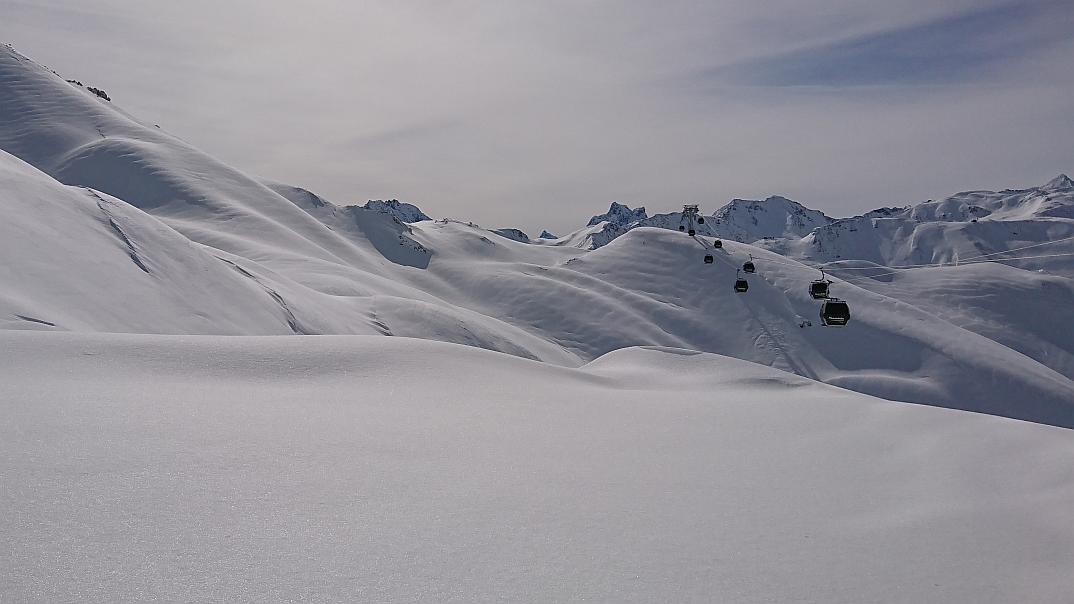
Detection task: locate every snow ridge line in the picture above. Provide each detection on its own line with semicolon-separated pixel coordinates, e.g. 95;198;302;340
87;189;150;274
365;310;392;336
14;314;56;327
214;257;308;335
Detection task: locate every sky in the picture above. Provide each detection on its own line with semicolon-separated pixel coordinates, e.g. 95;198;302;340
2;0;1073;235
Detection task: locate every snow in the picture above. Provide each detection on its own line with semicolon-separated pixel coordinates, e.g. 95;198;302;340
362;198;432;223
557;196;832;250
3;41;1074;603
709;195;833;242
491;227;530;242
2;45;1074;425
1044;173;1073;191
2;331;1073;602
587;201;649;226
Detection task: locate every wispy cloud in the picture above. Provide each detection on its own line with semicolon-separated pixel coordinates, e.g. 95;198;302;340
705;0;1070;88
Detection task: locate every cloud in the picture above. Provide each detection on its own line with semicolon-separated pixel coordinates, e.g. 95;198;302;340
703;0;1071;88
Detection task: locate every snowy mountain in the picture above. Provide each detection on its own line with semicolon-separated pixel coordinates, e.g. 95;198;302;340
558;195;832;250
362;198;432;223
587;201;649;226
1;42;1073;430
559;178;1074;264
3;44;1074;602
796;177;1074;271
491;227;530;242
709;195;833;241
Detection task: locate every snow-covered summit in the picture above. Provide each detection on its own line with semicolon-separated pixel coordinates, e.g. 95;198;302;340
1045;173;1073;191
492;228;530;243
558;195;831;249
708;195;833;242
587;201;648;227
362;199;431;223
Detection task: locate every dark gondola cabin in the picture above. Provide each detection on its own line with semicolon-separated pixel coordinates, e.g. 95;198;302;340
809;280;830;299
704;254;714;264
734;278;749;293
742;260;755;273
820;299;851;326
713;239;723;248
697;217;705;224
688;229;696;236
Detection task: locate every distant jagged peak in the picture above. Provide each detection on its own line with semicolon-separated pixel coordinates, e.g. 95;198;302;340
538;229;558;239
1043;173;1073;191
493;228;530;243
587;201;648;227
362;199;431;223
861;206;909;219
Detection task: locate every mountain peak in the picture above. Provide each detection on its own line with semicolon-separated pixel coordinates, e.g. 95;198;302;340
362;199;430;223
1044;174;1073;191
587;202;648;227
538;229;557;239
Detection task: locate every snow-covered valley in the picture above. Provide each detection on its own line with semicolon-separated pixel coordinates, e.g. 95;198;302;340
2;43;1074;601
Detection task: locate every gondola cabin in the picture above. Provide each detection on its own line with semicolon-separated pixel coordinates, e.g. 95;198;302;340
820;299;851;326
704;254;714;264
734;278;749;293
742;260;755;273
713;239;723;249
809;280;830;299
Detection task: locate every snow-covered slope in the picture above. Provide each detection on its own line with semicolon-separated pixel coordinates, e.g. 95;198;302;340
2;45;1073;427
3;331;1073;602
797;177;1074;271
0;149;288;334
842;262;1074;380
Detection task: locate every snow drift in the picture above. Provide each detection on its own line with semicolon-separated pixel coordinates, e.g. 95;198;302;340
2;331;1072;602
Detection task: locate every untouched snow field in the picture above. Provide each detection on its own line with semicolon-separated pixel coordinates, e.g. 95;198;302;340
2;331;1074;602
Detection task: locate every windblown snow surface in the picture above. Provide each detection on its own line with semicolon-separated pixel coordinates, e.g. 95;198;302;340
2;45;1074;601
3;332;1074;602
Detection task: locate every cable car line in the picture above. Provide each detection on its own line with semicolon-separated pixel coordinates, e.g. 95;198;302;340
812;234;1074;272
957;234;1074;263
